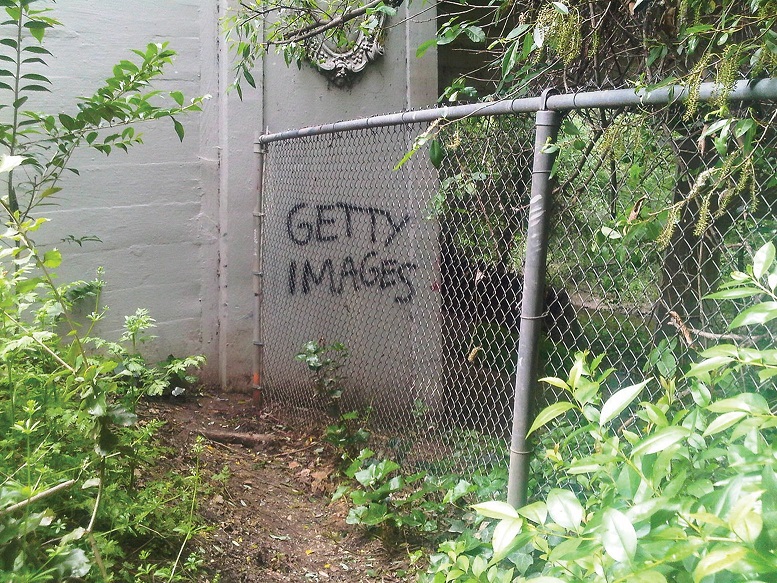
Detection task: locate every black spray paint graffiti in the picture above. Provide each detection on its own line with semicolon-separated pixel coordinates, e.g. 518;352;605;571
286;203;417;304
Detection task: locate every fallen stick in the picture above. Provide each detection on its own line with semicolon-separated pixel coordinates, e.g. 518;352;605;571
198;428;278;449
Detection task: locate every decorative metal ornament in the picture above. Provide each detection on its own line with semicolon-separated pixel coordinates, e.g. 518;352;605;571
303;4;397;86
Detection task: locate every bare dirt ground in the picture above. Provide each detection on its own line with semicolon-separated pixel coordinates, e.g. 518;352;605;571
140;391;418;583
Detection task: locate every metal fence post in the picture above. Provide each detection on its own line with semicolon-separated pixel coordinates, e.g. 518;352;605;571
506;101;562;508
252;136;268;408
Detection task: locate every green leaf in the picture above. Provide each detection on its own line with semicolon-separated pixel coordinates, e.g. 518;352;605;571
729;302;777;329
702;411;748;437
707;393;770;415
602;508;637;562
546;489;583;531
416;37;437;58
685;355;733;378
21;84;50;92
471;500;519;520
693;546;748;583
539;376;570;391
552;2;569;13
170;90;184;106
172;117;184;141
492;517;522;556
526;401;576;436
600;380;649;425
429;138;444;168
705;287;762;299
41;249;61;268
463;25;485;44
728;491;763;543
629;572;667;583
517;500;547;524
753;242;775;280
631;426;690;457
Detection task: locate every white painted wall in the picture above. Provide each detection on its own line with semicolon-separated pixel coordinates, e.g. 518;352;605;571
20;0;438;391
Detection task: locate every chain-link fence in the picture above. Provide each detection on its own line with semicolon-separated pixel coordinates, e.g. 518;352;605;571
256;81;777;485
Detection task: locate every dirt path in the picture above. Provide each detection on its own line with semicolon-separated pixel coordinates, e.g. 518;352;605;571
142;392;416;583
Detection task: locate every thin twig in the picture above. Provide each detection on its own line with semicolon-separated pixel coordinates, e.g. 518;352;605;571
0;479;75;516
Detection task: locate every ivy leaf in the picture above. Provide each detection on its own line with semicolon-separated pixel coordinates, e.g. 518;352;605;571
602;508;637;562
546;488;583;531
600;380;649;426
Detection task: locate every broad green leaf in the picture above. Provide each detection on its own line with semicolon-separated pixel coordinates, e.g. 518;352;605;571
170;90;184;106
707;393;770;415
705;287;762;299
471;500;519;520
538;376;570;391
753;242;775;280
517;500;547;524
728;491;763;543
631;427;690;457
703;411;748;436
415;37;437;58
42;249;61;268
693;546;747;583
526;401;576;436
628;571;667;583
700;344;739;358
552;1;569;13
546;488;583;531
600;380;649;425
172;117;185;141
492;517;522;556
529;578;567;583
602;508;637;562
685;355;733;377
729;302;777;329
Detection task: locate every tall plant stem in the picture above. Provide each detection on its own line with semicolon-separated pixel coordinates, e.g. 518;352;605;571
7;1;24;216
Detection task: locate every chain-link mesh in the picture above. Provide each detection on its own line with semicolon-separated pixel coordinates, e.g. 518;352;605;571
261;100;777;480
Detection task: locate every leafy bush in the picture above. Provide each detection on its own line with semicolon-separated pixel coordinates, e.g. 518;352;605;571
0;2;207;580
423;241;777;583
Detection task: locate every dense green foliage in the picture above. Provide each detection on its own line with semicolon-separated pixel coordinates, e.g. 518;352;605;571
0;2;208;580
421;242;777;583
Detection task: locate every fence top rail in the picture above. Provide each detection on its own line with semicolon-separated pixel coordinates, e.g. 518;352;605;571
257;78;777;144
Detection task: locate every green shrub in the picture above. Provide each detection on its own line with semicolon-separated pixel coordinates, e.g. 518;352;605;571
423;241;777;583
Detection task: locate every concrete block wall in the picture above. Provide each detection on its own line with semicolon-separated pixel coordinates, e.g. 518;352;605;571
20;0;438;391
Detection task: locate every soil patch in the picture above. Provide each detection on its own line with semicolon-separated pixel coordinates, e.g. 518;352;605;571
141;391;418;583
